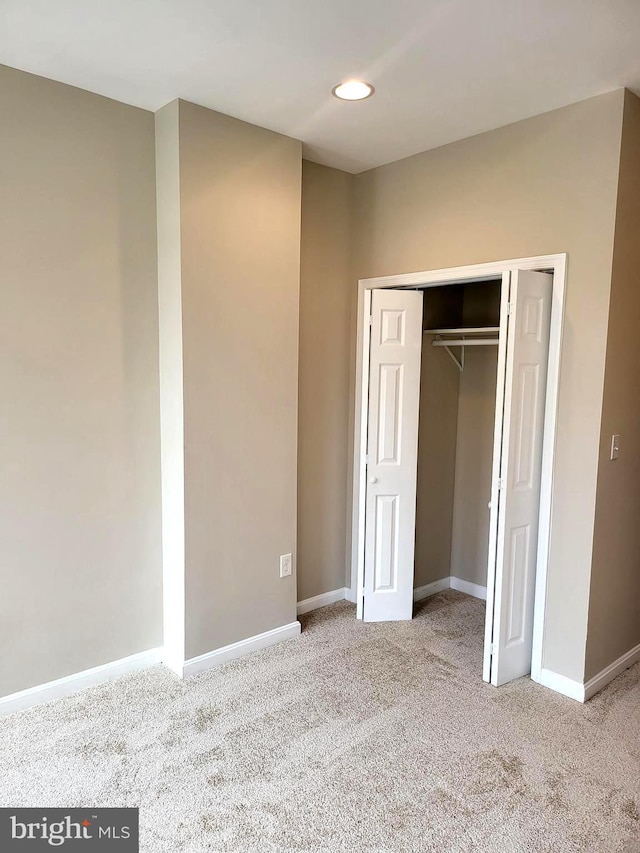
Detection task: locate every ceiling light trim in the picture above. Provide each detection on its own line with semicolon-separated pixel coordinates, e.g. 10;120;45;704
331;80;375;101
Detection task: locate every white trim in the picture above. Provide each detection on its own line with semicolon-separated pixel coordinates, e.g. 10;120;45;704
584;643;640;701
344;586;357;604
530;254;567;681
353;288;372;620
156;103;186;679
0;647;164;716
350;254;567;692
538;668;585;703
450;576;487;601
297;588;348;615
483;272;511;682
353;255;564;290
414;577;450;602
297;577;485;610
182;621;301;678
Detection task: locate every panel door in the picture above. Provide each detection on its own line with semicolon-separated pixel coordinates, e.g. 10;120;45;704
489;270;553;685
363;288;423;622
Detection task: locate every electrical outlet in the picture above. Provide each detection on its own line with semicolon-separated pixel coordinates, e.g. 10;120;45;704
279;553;292;578
611;434;621;460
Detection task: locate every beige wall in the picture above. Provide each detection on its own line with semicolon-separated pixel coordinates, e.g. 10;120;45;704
297;162;354;601
585;90;640;680
0;65;162;697
353;91;624;682
157;101;302;659
2;59;633;695
450;347;498;587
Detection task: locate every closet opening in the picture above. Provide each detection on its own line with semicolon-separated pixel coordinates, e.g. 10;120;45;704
415;278;501;611
351;256;567;690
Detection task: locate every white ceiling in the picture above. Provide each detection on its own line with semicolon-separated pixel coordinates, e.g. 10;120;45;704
2;0;640;173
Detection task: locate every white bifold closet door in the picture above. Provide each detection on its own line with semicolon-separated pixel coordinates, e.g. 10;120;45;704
363;288;423;621
485;270;553;685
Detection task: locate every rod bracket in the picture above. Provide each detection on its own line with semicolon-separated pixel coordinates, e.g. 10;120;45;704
436;335;465;372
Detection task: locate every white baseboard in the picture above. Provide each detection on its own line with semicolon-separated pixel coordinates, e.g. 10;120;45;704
183;621;301;678
584;642;640;701
450;576;487;600
537;643;640;704
297;588;349;615
414;577;450;602
344;586;357;604
537;667;585;703
343;575;487;607
0;647;164;716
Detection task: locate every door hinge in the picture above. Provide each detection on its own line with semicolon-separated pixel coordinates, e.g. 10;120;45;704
368;315;373;326
490;642;496;655
497;478;504;491
506;301;514;315
364;454;369;465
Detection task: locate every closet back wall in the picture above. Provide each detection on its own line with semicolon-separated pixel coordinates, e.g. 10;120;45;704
414;338;459;589
450;281;500;588
450;347;498;588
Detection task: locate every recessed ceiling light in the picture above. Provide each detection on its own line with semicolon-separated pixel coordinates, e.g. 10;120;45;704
331;80;375;101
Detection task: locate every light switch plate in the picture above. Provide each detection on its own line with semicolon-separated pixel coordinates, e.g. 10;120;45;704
610;434;621;460
280;553;292;578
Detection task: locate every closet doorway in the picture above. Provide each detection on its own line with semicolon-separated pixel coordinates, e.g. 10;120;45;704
350;256;567;688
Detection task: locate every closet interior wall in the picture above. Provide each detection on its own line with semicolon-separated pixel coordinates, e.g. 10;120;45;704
414;281;500;591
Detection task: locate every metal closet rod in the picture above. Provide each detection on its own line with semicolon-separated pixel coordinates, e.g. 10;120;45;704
431;338;499;347
427;330;500;372
424;326;499;335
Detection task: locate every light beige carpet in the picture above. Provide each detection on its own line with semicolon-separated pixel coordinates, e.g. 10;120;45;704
1;592;639;852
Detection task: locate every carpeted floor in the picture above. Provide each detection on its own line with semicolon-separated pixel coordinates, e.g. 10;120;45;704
1;591;639;852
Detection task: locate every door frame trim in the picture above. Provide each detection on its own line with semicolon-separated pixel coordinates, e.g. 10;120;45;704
349;253;568;684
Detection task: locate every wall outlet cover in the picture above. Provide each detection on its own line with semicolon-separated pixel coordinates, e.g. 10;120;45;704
280;553;293;578
611;434;621;460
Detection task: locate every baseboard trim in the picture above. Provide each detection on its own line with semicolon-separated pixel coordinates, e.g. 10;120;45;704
536;644;640;704
538;667;585;703
183;621;301;678
344;575;487;607
584;642;640;701
450;576;487;600
297;588;349;615
414;577;450;602
344;586;357;604
0;647;164;716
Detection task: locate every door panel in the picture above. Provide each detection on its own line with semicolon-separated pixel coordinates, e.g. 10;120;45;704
373;494;398;590
377;363;403;464
489;270;552;685
363;288;423;622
